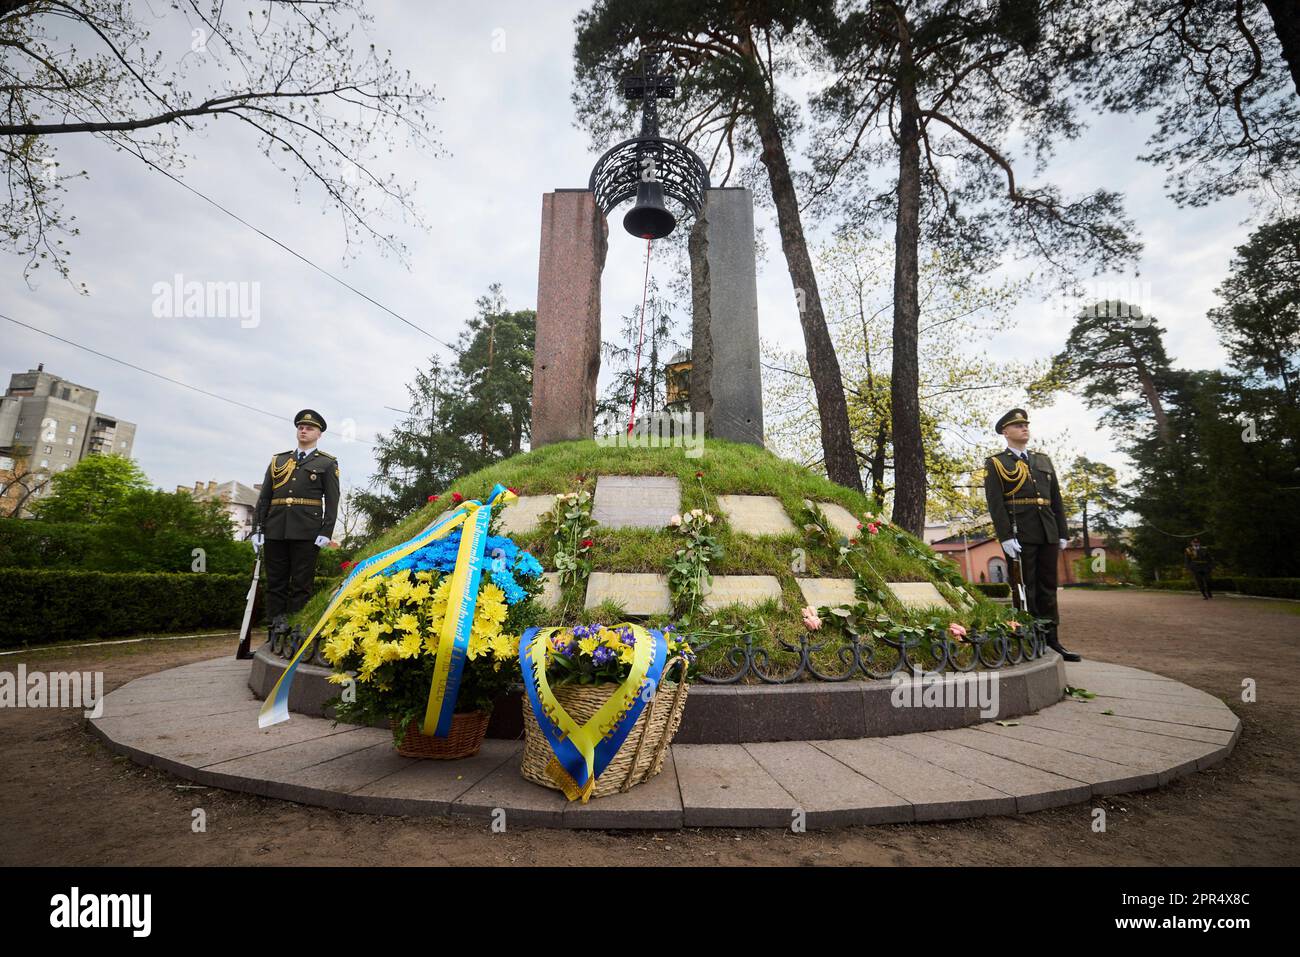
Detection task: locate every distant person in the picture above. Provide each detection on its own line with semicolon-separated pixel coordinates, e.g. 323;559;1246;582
1184;538;1215;599
983;408;1080;661
252;410;340;625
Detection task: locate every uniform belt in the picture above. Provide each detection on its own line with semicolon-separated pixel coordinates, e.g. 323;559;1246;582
270;497;323;506
1007;496;1050;506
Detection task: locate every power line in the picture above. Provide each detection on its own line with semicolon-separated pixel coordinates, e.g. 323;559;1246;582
129;149;458;353
1;312;378;448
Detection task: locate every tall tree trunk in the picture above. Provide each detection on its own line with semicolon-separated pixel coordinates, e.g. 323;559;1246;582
1134;363;1172;444
1263;0;1300;95
1082;499;1091;557
749;82;862;492
890;25;926;536
871;423;888;504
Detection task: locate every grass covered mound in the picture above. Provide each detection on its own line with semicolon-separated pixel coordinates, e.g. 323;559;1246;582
294;438;1014;680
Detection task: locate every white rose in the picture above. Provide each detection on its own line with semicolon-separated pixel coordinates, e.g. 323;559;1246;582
669;514;682;526
691;508;703;518
706;514;715;523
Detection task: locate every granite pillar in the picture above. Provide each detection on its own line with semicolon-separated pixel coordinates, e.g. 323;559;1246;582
689;187;764;446
531;189;608;447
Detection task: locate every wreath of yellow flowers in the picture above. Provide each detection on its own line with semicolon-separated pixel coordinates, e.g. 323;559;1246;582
321;570;518;685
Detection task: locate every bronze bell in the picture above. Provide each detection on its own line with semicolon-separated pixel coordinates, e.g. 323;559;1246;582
623;179;676;239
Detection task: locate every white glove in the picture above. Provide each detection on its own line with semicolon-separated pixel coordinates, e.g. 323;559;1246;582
1001;538;1022;559
314;535;330;548
1058;539;1068;550
251;533;264;553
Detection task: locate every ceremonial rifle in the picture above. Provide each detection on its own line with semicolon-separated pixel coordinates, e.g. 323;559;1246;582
1009;511;1029;611
234;553;261;660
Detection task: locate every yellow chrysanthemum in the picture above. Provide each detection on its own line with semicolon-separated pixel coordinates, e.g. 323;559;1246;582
407;582;431;603
578;635;600;656
490;633;518;661
323;633;354;664
398;630;424;659
395;613;419;635
468;631;492;661
347;598;376;621
429;579;452;615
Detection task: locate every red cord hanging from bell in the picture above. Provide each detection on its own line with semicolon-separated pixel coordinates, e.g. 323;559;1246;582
627;236;653;434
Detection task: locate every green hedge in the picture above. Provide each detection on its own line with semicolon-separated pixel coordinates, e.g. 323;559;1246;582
973;582;1010;598
1235;578;1300;600
1145;577;1300;599
1147;577;1239;592
0;519;253;574
0;569;253;647
0;569;348;647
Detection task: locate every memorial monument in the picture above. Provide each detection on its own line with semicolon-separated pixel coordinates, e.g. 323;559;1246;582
531;49;764;448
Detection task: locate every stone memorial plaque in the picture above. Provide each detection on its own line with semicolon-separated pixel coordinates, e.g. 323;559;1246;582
537;572;563;610
716;494;797;536
701;575;783;611
584;572;672;616
887;581;953;611
794;577;858;609
816;501;862;541
591;475;681;529
497;495;553;536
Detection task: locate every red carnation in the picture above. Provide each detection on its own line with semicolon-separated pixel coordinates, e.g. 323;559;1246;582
340;560;353;571
507;486;518;494
695;471;703;478
451;492;464;503
581;538;594;548
427;494;438;502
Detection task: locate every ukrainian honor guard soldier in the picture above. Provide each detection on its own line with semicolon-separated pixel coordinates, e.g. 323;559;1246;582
983;408;1081;662
1184;537;1215;599
252;410;340;624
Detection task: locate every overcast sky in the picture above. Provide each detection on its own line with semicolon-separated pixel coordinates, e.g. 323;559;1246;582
1;0;1260;507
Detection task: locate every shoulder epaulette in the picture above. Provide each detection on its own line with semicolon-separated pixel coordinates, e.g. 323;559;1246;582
314;450;336;460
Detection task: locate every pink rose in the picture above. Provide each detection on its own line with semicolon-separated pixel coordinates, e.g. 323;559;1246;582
948;622;968;641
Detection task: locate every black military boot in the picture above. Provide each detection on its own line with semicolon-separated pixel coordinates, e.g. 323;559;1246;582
1048;630;1081;662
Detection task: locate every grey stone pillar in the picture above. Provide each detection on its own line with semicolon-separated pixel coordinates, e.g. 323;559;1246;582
688;187;764;446
531;189;608;447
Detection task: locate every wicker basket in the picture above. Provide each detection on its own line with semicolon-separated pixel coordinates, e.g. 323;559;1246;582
390;711;490;760
521;658;689;798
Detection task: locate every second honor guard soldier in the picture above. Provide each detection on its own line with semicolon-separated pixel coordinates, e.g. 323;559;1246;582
982;408;1081;661
252;410;340;624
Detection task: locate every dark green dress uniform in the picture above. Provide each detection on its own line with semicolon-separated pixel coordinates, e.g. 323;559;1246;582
1184;541;1215;599
983;408;1076;658
253;411;340;622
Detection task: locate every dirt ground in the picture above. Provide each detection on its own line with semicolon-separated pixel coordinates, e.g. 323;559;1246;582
1;588;1297;866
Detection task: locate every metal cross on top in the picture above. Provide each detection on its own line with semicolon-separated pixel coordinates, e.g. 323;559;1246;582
621;50;675;138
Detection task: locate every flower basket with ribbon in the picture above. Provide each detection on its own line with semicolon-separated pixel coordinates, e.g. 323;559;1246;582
257;485;545;758
518;622;695;801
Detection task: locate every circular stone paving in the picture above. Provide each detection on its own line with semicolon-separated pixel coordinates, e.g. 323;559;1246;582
87;656;1241;829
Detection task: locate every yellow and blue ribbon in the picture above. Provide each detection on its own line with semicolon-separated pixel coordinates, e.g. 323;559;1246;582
518;624;667;802
258;484;518;734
